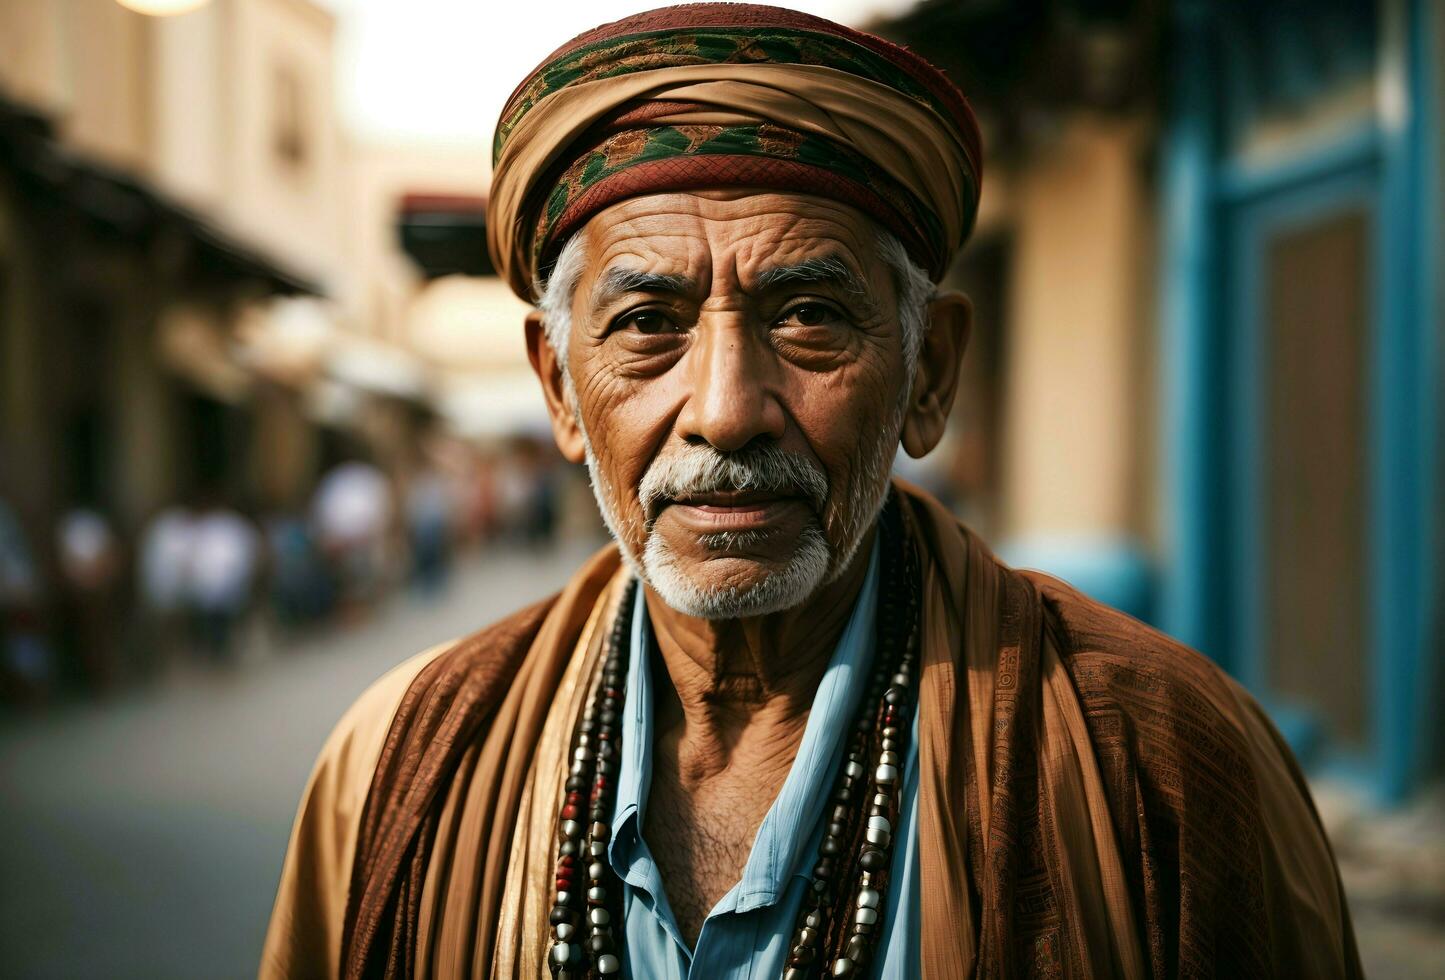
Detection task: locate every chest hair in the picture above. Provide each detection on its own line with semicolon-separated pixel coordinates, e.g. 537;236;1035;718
642;762;786;949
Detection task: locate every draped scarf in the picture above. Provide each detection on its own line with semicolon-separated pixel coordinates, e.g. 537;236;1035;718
263;481;1360;979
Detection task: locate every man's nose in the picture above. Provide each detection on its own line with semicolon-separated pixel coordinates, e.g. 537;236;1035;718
676;320;786;452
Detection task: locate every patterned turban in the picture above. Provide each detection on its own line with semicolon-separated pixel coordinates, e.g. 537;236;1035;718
487;2;983;300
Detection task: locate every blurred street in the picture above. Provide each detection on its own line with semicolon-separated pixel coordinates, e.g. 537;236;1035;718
1316;783;1445;980
0;543;595;980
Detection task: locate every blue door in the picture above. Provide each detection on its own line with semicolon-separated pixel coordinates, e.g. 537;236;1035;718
1226;159;1379;763
1161;0;1440;801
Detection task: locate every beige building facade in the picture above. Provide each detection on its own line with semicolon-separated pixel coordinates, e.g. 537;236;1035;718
0;0;346;534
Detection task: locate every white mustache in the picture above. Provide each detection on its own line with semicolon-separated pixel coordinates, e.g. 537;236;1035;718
638;443;829;522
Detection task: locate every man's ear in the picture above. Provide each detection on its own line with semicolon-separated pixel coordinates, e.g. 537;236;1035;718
525;310;587;464
900;290;972;459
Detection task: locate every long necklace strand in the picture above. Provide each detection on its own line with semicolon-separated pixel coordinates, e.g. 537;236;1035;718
548;499;918;980
550;578;637;979
785;501;919;979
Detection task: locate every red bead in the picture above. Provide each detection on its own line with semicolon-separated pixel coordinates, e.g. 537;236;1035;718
561;804;579;820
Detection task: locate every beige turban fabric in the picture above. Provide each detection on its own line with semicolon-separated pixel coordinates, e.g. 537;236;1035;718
485;3;984;299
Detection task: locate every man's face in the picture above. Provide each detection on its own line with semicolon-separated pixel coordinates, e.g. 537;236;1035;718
556;190;914;618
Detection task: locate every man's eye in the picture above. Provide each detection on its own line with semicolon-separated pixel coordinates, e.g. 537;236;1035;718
617;310;680;334
777;303;840;327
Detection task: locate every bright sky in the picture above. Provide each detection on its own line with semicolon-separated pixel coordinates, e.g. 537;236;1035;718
318;0;915;146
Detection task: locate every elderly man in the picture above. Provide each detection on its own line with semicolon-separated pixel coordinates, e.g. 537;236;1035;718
262;5;1360;978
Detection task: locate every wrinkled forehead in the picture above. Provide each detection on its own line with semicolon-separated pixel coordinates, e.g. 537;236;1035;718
575;190;887;294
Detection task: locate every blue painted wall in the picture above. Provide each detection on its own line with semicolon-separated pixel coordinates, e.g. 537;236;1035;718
1159;0;1440;803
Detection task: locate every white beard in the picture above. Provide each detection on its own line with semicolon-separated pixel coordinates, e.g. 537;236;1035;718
639;519;833;619
573;389;905;620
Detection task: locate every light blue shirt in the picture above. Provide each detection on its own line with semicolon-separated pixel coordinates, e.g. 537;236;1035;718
608;547;921;979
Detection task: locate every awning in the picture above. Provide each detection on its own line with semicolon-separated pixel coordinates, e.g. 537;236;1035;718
0;92;322;297
403;273;534;372
157;304;252;403
234;296;339;386
396;193;493;279
326;334;428;401
433;372;551;440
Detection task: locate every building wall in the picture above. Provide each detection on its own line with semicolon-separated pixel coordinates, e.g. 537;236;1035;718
0;0;151;172
150;0;345;288
1000;115;1152;540
0;0;69;115
58;0;153;172
223;0;343;287
2;0;344;290
989;115;1158;616
0;176;168;535
0;0;345;536
0;178;55;517
343;139;491;340
149;1;227;208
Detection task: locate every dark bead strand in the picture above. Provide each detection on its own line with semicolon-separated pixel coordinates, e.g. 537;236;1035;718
784;498;921;979
550;580;637;979
834;510;920;977
830;519;914;976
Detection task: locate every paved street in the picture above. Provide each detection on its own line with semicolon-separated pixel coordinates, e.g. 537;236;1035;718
0;544;596;980
1315;782;1445;979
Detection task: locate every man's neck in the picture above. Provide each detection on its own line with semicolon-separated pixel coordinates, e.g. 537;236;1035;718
641;529;876;787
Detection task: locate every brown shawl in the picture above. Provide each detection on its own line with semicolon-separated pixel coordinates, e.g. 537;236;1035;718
261;482;1360;979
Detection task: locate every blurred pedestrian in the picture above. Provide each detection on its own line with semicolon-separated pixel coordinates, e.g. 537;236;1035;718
405;464;453;595
137;502;197;672
55;506;124;690
520;440;559;547
0;498;53;700
312;459;392;617
493;438;560;547
466;455;499;543
187;497;260;662
491;448;532;544
263;512;331;632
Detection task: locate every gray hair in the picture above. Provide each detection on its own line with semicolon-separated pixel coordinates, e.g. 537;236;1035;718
534;227;935;379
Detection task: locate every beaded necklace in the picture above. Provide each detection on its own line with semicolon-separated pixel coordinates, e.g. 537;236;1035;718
548;499;920;980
